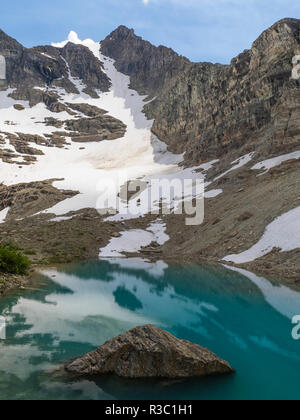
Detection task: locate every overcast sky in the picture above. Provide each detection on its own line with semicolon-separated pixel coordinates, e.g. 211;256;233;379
1;0;300;63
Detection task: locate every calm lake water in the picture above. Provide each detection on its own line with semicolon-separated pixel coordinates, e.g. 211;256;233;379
0;258;300;400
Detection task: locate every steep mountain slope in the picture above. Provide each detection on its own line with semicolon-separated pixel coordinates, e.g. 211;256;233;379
0;20;300;291
100;20;300;285
101;25;190;98
0;29;183;281
102;19;300;165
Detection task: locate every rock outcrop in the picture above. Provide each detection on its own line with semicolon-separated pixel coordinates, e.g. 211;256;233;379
101;25;190;98
64;325;234;378
65;114;127;142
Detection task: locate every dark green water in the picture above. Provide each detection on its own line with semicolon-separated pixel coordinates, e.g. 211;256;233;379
0;258;300;400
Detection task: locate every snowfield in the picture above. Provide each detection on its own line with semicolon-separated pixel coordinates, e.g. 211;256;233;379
0;31;223;258
99;220;169;258
214;153;255;181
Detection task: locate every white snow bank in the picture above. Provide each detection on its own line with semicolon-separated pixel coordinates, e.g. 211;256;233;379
223;206;300;263
0;89;78;137
214;153;254;181
224;265;300;320
205;189;223;198
40;53;57;61
0;207;10;224
49;215;74;222
252;150;300;174
198;159;219;172
99;220;169;258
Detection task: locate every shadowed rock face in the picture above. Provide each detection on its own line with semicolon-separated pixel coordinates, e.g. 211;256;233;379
64;325;234;378
101;19;300;165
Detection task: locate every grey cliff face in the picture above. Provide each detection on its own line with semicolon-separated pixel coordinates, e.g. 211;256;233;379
65;325;234;378
101;19;300;164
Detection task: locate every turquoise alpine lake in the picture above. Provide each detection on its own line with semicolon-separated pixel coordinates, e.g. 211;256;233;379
0;258;300;400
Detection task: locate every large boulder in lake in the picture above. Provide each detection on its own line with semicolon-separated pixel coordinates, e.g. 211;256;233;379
65;325;234;379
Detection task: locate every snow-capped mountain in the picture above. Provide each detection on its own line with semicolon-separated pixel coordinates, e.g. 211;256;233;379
0;19;300;287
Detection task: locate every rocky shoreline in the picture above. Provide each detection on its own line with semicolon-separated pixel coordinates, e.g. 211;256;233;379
0;273;31;298
1;242;299;300
1;159;300;297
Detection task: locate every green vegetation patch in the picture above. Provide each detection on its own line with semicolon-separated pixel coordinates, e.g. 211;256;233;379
0;244;31;275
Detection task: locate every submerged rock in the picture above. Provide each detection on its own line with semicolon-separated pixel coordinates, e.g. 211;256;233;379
65;325;234;379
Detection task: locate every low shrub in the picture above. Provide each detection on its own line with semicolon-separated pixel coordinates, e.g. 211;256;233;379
0;245;31;275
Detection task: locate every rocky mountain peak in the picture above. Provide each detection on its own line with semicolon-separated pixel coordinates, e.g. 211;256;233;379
101;26;190;97
109;25;136;41
252;17;300;56
0;29;23;51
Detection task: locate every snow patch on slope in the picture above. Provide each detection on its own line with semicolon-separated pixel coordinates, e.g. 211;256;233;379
0;89;75;136
0;207;10;224
205;189;223;198
105;163;208;223
214;153;254;181
252;150;300;174
224;206;300;263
